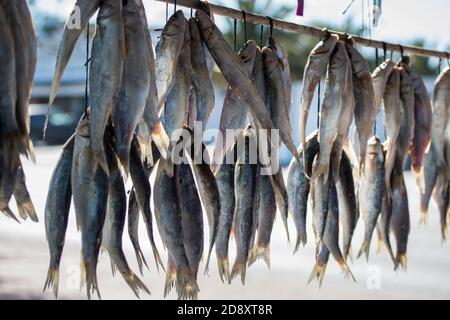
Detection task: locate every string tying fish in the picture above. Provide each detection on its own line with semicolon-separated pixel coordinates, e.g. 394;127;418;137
174;0;177;13
233;19;237;52
267;16;274;37
260;25;264;47
317;80;321;129
83;22;90;118
242;11;247;44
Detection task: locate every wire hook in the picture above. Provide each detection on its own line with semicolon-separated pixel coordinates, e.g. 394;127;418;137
382;42;387;60
446;52;450;67
399;44;404;59
174;0;177;14
242;11;247;43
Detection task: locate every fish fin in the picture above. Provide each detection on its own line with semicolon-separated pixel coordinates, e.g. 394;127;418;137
164;266;176;298
151;122;170;160
1;207;21;223
121;271;151;298
395;254;407;272
307;263;328;288
357;240;371;262
175;268;200;300
293;233;307;254
216;256;230;284
230;259;247;286
17;200;38;222
43;267;60;299
248;245;270;270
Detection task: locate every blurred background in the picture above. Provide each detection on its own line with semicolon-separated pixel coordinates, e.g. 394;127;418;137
0;0;450;299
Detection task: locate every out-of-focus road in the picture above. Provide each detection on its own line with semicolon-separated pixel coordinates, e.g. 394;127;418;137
0;146;449;300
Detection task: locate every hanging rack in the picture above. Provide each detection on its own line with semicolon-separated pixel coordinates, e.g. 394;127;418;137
155;0;450;60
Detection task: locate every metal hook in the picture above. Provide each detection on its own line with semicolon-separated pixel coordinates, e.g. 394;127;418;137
242;11;247;43
446;52;450;67
382;42;387;60
399;44;404;58
438;58;442;75
174;0;177;14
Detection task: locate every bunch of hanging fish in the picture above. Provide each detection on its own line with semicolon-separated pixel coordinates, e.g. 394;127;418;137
291;34;435;285
0;0;38;223
420;65;450;241
43;0;301;300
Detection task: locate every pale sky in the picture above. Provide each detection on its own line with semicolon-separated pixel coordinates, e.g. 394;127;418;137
33;0;450;53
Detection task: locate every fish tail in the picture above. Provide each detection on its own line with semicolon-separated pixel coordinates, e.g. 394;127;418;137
230;259;248;286
133;247;149;276
176;268;200;300
90;148;110;178
17;204;28;220
116;147;131;177
1;207;21;223
357;239;371;262
150;240;165;274
418;207;428;225
345;246;354;263
122;271;151;298
43;267;60;298
395;254;407;272
294;232;307;254
203;245;214;276
216;256;230;284
307;262;328;288
82;259;101;300
25;137;36;164
17;200;38;222
164;265;176;298
248;245;270;269
151;122;170;160
160;158;174;178
281;216;291;244
311;161;328;181
441;223;448;242
110;260;117;277
338;260;357;283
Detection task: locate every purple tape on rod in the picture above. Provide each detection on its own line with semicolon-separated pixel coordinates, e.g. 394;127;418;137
297;0;304;16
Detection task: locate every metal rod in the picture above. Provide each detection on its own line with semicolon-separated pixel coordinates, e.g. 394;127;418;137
156;0;450;60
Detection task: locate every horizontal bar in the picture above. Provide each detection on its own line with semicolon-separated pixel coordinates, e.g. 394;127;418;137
155;0;450;60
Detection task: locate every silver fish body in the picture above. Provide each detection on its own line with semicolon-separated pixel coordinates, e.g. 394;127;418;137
43;135;75;298
89;0;125;175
